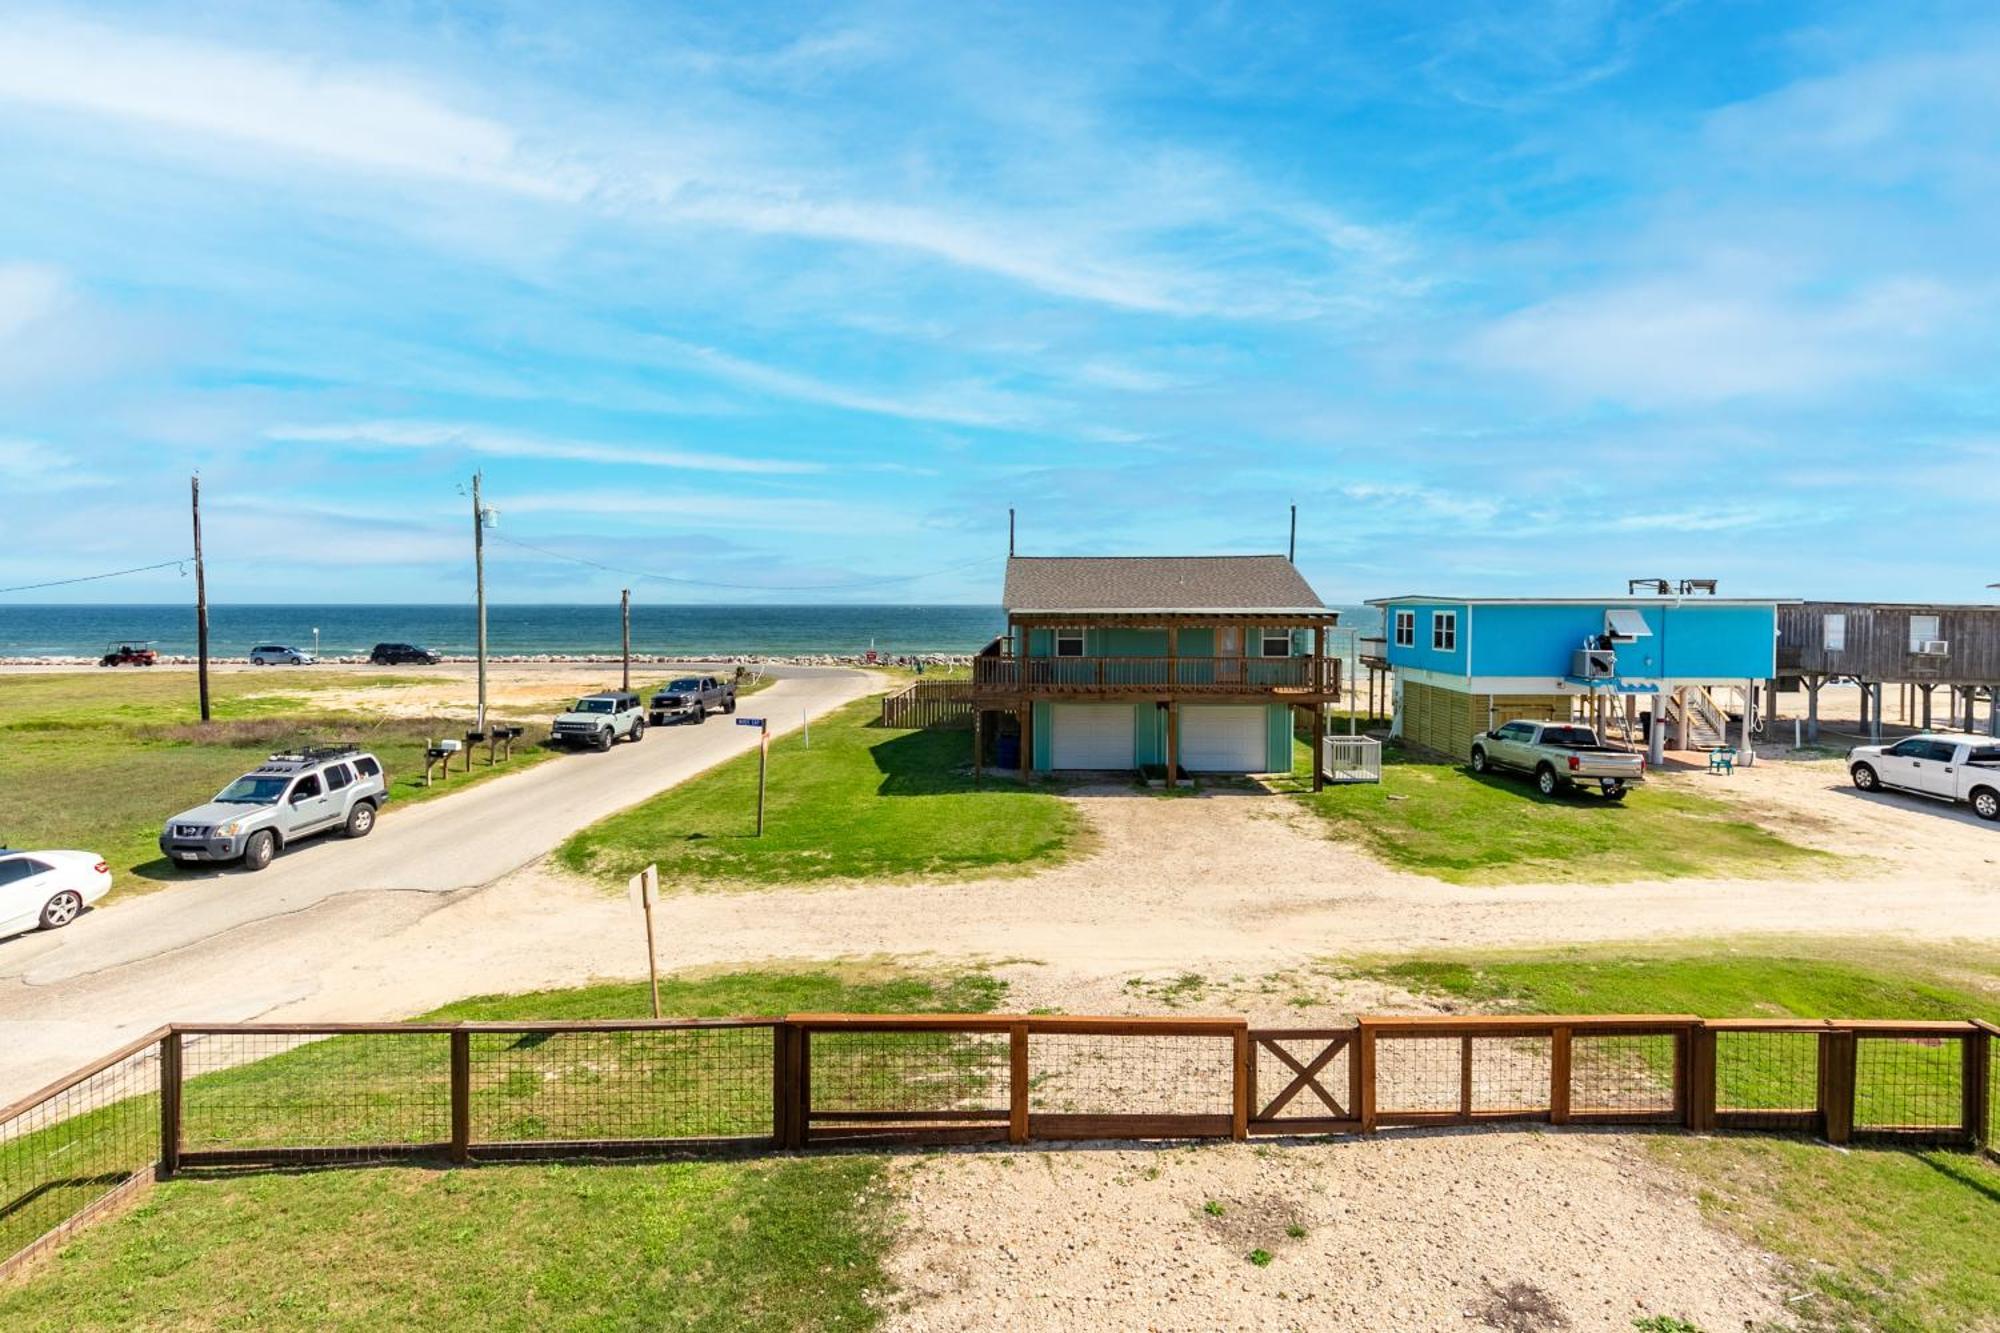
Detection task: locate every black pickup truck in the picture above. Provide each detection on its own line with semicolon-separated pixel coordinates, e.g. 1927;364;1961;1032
648;675;737;725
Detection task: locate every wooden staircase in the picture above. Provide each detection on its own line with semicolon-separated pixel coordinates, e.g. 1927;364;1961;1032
1664;687;1729;748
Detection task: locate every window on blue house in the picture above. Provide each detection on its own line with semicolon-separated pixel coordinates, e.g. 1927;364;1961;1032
1054;629;1085;658
1432;611;1457;652
1261;631;1292;657
1393;611;1415;647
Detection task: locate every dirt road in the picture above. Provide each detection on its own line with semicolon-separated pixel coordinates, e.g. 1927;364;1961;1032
0;665;872;1100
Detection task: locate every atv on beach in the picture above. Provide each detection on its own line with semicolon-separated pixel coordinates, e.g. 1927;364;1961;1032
98;642;159;667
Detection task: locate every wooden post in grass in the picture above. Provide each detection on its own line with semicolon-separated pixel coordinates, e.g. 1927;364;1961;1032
190;476;210;723
757;721;769;835
630;864;661;1019
1819;1029;1856;1144
158;1030;182;1178
450;1030;471;1163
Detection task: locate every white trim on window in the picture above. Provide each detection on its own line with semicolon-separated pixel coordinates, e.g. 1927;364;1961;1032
1823;613;1846;653
1393;610;1415;647
1054;629;1086;658
1260;632;1292;657
1431;611;1458;652
1907;614;1940;652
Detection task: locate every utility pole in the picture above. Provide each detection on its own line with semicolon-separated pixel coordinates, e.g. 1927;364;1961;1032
1008;507;1016;557
191;474;210;722
621;588;631;692
472;471;488;732
1288;504;1297;563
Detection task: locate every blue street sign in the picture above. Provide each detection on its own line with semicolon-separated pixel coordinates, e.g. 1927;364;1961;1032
737;717;766;727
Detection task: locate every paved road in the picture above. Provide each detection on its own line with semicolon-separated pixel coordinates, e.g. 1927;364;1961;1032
0;666;872;1101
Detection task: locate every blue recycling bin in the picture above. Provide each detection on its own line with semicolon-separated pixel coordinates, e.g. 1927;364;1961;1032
995;732;1020;769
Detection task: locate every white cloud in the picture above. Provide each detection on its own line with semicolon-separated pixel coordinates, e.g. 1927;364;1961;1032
0;17;583;198
650;339;1044;429
0;437;108;490
1467;274;1967;406
265;420;820;475
0;262;67;338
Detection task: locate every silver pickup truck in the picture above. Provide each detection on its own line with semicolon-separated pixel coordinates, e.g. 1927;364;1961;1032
1470;720;1646;799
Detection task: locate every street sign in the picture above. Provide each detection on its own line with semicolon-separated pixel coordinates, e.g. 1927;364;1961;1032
737;717;766;727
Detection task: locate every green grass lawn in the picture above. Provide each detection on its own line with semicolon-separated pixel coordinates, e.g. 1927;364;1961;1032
0;671;577;892
558;697;1079;889
1353;943;2000;1332
0;964;1001;1331
1289;740;1833;884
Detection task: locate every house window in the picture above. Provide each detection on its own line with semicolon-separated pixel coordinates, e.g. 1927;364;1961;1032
1907;614;1940;652
1054;629;1086;658
1393;610;1415;647
1432;611;1457;652
1822;614;1846;653
1261;631;1293;657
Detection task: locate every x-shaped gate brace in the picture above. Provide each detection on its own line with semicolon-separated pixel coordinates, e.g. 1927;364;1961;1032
1251;1031;1353;1125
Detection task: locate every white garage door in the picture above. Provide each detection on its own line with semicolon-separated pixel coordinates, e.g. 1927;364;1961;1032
1179;706;1266;772
1049;704;1135;770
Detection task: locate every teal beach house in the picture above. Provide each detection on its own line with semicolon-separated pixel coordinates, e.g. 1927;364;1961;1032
1366;592;1791;764
969;555;1341;788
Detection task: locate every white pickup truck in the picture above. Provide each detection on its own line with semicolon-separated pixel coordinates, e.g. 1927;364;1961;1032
1470;720;1647;800
1848;734;2000;821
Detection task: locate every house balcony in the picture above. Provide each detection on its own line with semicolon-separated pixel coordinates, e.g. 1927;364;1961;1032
969;654;1341;700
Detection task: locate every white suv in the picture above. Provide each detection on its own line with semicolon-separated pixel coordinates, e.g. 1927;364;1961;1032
249;644;315;665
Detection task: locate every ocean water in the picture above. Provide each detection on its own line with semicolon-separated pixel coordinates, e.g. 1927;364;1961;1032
0;603;1383;659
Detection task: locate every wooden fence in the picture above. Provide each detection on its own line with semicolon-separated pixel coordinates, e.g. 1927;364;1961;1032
879;679;975;728
4;1013;1995;1279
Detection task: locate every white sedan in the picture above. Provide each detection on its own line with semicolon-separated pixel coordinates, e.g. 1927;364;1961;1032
0;849;112;938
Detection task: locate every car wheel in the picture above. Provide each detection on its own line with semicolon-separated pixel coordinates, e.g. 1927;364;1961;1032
1469;746;1489;774
252;655;266;666
242;830;277;871
40;890;83;930
344;802;376;838
1535;764;1560;797
1603;781;1628;802
724;697;736;714
594;728;613;752
629;719;645;743
1972;788;2000;822
1850;762;1879;792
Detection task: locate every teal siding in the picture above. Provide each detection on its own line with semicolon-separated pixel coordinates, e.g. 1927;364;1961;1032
1265;704;1293;772
1031;700;1051;771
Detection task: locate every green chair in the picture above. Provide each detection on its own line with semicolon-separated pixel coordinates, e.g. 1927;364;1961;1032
1708;746;1737;775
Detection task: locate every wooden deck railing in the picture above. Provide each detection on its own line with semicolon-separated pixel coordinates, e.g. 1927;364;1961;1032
4;1013;1992;1278
879;679;975;728
970;655;1340;696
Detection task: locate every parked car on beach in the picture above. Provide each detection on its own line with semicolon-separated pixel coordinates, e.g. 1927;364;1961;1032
648;675;736;725
1849;734;2000;821
159;747;389;871
249;644;315;665
369;642;440;665
551;692;646;750
1469;720;1646;799
0;849;112;937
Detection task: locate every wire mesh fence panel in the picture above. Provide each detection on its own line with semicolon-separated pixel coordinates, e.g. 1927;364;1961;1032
808;1029;1010;1116
1571;1033;1680;1118
1468;1036;1551;1115
1373;1035;1462;1116
181;1031;450;1154
1713;1031;1820;1129
470;1027;773;1143
1251;1036;1352;1121
1027;1034;1234;1117
0;1043;159;1270
1853;1035;1963;1134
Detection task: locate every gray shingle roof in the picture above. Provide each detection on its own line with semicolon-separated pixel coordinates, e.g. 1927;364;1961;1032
1002;555;1327;614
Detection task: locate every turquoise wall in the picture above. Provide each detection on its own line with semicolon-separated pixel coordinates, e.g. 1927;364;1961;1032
1378;600;1778;680
1377;602;1470;676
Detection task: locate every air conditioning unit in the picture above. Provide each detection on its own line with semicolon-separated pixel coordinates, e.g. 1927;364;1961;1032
1917;639;1950;656
1571;648;1617;679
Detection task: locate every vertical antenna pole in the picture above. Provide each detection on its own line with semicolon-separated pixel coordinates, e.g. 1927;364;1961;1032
192;475;210;722
1289;503;1297;563
621;588;632;692
473;471;488;732
1008;507;1016;557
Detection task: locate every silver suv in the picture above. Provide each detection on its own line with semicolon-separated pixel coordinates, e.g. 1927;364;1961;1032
551;691;646;751
160;747;389;872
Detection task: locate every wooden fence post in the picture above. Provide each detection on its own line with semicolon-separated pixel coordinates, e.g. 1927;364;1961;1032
158;1031;182;1179
1356;1023;1377;1133
1961;1025;1988;1151
1009;1023;1029;1145
1819;1029;1856;1145
1549;1026;1572;1125
450;1029;471;1163
1232;1026;1250;1141
772;1024;805;1150
1687;1024;1716;1132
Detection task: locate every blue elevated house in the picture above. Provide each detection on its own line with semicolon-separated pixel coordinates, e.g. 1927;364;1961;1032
1364;592;1793;764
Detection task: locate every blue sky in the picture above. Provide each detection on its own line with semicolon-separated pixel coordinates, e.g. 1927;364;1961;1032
2;0;1996;606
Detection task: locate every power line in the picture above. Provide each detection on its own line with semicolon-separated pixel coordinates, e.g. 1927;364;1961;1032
488;531;999;593
0;557;191;595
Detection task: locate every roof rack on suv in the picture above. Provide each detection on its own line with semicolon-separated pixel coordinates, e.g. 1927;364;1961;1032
267;745;365;764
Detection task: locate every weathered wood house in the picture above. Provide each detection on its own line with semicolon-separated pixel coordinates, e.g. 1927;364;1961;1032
968;554;1341;788
1776;601;2000;739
